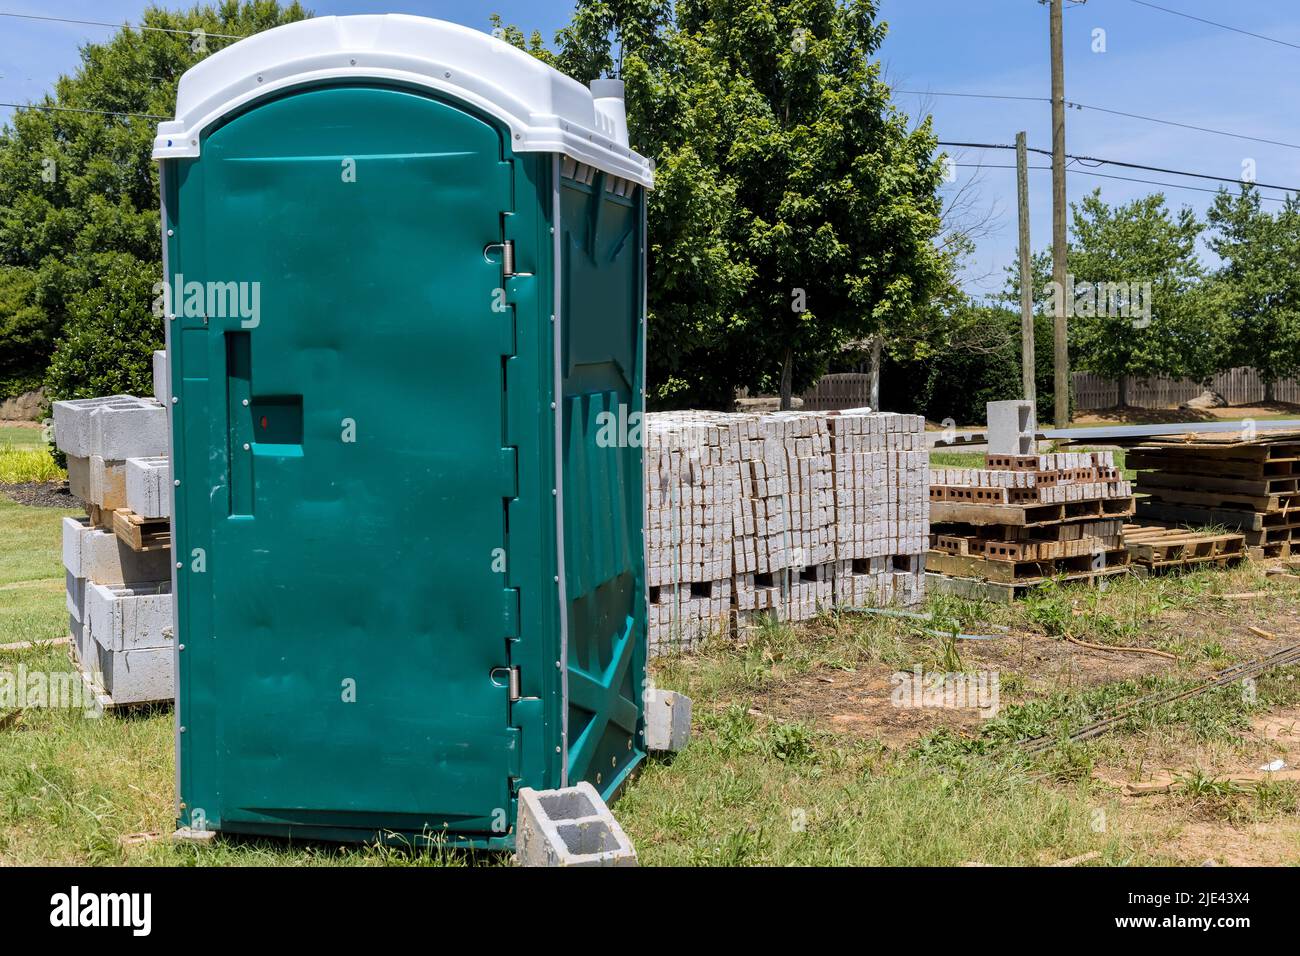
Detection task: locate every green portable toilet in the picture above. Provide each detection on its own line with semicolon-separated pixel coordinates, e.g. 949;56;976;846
152;14;651;848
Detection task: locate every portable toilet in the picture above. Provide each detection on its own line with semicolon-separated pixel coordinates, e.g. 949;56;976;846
152;14;651;848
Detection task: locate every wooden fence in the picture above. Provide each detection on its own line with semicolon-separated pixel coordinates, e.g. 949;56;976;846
801;373;873;411
1073;367;1300;410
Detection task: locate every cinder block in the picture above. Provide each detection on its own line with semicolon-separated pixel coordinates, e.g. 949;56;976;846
126;456;171;519
644;688;692;752
64;518;171;584
88;455;128;510
66;570;85;622
89;398;168;460
62;516;91;577
70;614;94;667
987;400;1036;456
66;455;90;501
93;642;173;704
86;581;172;652
516;783;638;867
53;395;167;460
152;350;169;406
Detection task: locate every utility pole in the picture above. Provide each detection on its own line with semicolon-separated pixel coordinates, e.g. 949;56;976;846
1016;131;1036;408
1049;0;1070;428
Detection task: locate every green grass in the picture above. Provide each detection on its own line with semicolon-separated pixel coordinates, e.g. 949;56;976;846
0;425;46;450
1;495;1296;865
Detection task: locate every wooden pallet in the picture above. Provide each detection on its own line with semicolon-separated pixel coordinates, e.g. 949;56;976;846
931;532;1123;562
111;509;171;552
1122;524;1246;569
1139;487;1300;513
926;567;1133;604
1135;500;1300;532
930;496;1135;528
925;547;1130;585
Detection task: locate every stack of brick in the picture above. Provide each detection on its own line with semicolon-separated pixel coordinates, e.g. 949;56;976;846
644;412;741;655
927;451;1136;595
54;351;174;707
643;408;930;656
831;411;929;609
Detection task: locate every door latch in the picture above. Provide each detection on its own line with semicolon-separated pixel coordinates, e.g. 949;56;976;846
484;240;532;280
491;665;522;701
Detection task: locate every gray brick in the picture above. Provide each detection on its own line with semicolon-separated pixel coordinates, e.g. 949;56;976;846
93;643;173;704
516;783;637;867
152;350;169;406
86;580;172;652
125;456;171;519
644;688;692;752
63;517;171;584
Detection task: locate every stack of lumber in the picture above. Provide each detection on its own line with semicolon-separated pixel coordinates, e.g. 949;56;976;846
927;451;1135;602
643;409;929;655
1122;524;1246;570
1130;432;1300;557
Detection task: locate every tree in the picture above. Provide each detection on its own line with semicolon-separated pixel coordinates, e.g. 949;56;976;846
1064;190;1211;405
515;0;954;409
0;1;310;402
1004;190;1216;409
1205;186;1300;403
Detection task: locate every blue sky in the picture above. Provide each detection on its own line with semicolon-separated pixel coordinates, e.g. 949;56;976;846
3;1;1299;296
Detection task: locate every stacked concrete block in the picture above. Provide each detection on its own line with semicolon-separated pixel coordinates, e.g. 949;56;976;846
126;457;171;519
55;384;174;707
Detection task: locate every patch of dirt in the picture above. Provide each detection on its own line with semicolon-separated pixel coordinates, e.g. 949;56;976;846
0;481;79;508
1157;817;1300;866
747;629;1184;747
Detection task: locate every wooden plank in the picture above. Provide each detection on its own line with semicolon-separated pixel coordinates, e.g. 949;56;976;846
926;548;1130;585
111;509;171;553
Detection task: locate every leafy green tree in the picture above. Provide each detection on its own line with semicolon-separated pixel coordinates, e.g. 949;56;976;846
512;0;954;408
1205;186;1300;403
0;1;309;402
1005;190;1215;409
1064;190;1211;404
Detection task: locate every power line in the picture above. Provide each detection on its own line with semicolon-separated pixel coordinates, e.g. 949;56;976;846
0;101;166;120
952;162;1288;201
1128;0;1300;52
0;11;245;40
897;88;1300;151
939;140;1299;194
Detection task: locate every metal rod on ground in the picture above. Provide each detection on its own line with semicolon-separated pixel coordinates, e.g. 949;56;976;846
1016;130;1037;409
1019;640;1300;754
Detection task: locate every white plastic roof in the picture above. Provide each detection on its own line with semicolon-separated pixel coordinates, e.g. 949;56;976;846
152;14;653;188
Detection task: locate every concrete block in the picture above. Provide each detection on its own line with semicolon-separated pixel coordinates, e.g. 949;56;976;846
70;614;94;668
125;456;171;519
53;395;137;458
66;570;85;622
89;398;168;460
987;400;1036;456
86;581;172;652
172;827;217;844
152;350;169;406
93;642;173;704
63;517;171;584
516;782;638;867
66;455;90;501
89;456;128;510
644;688;692;752
62;516;91;577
